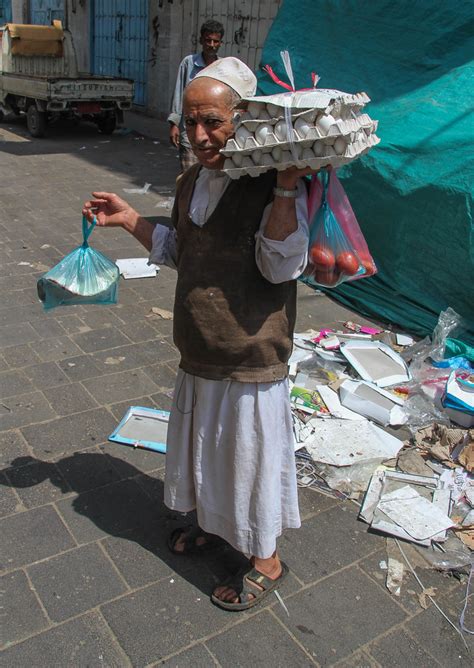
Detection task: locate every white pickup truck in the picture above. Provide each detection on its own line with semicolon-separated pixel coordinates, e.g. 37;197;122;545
0;21;134;137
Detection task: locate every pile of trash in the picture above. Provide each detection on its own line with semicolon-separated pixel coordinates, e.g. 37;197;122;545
291;307;473;614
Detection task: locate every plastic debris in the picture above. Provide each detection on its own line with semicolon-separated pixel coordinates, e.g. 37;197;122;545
123;182;152;194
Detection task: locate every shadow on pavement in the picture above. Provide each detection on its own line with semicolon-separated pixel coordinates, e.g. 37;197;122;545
0;452;248;596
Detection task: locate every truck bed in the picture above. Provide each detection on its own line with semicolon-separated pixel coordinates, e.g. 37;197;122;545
0;73;134;101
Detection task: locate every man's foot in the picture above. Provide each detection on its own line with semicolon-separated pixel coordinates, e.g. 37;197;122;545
211;553;288;611
167;526;222;555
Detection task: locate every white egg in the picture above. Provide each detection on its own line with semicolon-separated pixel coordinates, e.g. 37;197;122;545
280;150;292;164
294;117;311;139
252;149;263;164
224;158;234;170
288;143;302;159
271;146;282;161
313;141;325;157
259;109;271;121
235;126;253;148
274;120;291;142
303;109;317;123
254;123;272;145
247;101;262;119
324;145;335;156
261;153;274;166
232;152;243;167
334;137;347;155
302;148;314;161
317;114;336;135
266;102;280;117
241;156;254;168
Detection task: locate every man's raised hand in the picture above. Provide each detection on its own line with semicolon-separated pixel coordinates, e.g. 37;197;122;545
82;192;138;230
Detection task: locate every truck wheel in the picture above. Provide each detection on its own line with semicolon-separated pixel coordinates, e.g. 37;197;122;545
97;115;116;135
27;106;47;138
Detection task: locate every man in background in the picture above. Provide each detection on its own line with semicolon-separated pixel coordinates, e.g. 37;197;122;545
168;19;224;172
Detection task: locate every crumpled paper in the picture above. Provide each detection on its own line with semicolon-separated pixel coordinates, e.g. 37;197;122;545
412;423;472;469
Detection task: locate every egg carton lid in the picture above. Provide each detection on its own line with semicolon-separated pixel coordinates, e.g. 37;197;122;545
235;112;377;139
242;89;371;111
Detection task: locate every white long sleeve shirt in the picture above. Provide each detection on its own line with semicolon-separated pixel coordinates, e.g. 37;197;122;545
149;168;309;282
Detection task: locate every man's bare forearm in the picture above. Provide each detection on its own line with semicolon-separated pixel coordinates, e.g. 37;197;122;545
263;171;300;242
122;213;155;252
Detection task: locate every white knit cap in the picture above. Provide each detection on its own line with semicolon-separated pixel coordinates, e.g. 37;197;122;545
193;56;257;99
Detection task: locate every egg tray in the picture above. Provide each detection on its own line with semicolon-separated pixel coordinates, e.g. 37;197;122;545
222;114;378;156
222;133;380;180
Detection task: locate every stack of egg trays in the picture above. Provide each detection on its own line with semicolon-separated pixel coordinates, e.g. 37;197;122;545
221;92;380;179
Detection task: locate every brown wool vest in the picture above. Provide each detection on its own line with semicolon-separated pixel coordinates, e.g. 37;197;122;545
172;164;297;382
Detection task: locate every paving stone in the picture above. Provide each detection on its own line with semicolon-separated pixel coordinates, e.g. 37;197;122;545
117;319;159;343
21;408;116;459
405;586;473;665
0;391;56;430
206;610;313;667
102;525;173;589
0;611;129;666
82;368;160;404
72;327;131;353
106;441;166;475
109;395;158;420
91;338;179;373
143;362;177;390
158;643;219;667
0;343;41;368
0;322;39;349
0;473;22;517
297;487;340;522
0;505;76;571
274;567;407;665
56;478;155;544
150;391;174;411
0;370;34;398
0;569;49;646
333;650;379;668
0;355;8;372
28;317;67;340
0;430;31;468
54;313;89;335
55;448;122;494
359;546;461;616
57;354;103;380
77;308;124;331
367;628;438;667
278;505;381;584
42;382;98;415
35;335;83;362
22;361;70;390
101;576;230;666
5;460;70;509
27;543;127;622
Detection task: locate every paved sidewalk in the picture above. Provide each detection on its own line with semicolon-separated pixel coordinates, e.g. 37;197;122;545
0;113;472;667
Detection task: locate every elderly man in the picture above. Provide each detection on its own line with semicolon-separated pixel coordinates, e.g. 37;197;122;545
83;57;313;611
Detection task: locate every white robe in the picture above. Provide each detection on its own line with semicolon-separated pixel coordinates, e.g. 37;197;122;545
149;168;310;558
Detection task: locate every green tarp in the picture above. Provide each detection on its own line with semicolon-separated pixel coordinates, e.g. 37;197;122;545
258;0;474;341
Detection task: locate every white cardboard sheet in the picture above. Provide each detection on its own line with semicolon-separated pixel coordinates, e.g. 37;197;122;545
116;258;158;279
377;485;454;541
339;379;407;426
340;341;411;387
316;384;366;421
305;419;403;466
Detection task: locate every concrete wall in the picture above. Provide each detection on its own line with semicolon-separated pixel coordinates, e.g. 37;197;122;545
66;0;89;74
11;0;28;22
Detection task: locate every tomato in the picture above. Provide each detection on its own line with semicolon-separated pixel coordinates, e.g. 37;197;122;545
309;244;335;268
361;258;376;276
314;269;340;287
336;251;360;276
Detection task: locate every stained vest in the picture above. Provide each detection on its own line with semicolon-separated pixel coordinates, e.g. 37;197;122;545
172;165;297;382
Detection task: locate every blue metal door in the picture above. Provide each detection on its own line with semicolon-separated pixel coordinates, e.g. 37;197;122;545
0;0;12;25
92;0;148;106
30;0;65;24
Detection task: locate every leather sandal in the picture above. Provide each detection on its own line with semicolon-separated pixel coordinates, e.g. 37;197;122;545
211;561;289;611
167;526;223;555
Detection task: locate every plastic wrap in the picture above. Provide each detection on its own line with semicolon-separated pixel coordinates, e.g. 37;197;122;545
37;216;119;310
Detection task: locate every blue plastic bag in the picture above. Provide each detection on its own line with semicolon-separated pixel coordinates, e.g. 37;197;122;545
37;216;119;310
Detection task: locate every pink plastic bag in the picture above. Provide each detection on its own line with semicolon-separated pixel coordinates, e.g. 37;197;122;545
306;170;377;286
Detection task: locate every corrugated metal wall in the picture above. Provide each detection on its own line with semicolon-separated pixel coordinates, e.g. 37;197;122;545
0;1;12;24
91;0;149;105
30;0;64;25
